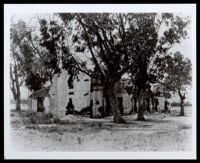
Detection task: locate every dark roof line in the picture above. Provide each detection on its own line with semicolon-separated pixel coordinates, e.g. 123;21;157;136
29;85;51;99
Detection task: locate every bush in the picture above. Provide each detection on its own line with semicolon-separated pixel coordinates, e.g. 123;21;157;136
90;122;103;130
22;110;59;125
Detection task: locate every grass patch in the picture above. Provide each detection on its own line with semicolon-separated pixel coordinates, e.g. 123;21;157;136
20;110;60;125
179;125;191;130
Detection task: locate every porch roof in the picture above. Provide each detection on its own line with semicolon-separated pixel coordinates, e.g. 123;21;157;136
29;85;51;100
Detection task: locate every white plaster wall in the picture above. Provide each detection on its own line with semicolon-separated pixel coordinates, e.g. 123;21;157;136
70;73;91;111
157;97;165;110
57;70;68;113
149;98;154;110
91;89;104;117
49;70;91;118
167;98;172;110
31;99;37;112
122;93;133;114
44;96;50;113
49;75;59;113
49;73;64;117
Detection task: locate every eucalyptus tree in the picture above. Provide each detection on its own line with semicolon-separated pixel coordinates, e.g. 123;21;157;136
10;20;30;111
39;13;190;123
10;19;57;112
128;13;190;120
160;52;192;116
58;13;158;123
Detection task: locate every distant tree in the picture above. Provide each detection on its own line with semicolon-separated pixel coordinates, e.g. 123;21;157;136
128;13;190;120
10;20;29;111
161;52;192;116
10;19;56;112
10;51;22;111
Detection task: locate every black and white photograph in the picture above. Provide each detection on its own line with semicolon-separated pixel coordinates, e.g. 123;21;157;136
4;4;196;159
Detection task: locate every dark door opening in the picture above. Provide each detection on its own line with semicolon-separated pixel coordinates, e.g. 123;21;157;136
146;98;150;112
117;97;124;116
66;98;74;115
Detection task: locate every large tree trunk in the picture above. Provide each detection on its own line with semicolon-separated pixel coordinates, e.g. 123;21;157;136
178;90;185;116
137;88;146;121
155;98;158;112
109;83;126;123
180;98;185;116
164;100;169;113
10;64;21;111
37;97;45;112
134;97;138;113
15;97;21;111
13;90;21;111
146;98;150;113
15;81;21;111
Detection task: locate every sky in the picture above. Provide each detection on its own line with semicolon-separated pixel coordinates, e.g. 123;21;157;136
9;11;195;103
11;12;193;60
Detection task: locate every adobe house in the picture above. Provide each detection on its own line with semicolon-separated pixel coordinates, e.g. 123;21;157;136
28;69;167;118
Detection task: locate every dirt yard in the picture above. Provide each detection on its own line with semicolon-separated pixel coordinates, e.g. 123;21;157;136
9;106;193;152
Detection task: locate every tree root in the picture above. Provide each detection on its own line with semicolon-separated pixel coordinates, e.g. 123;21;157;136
179;113;185;116
137;117;146;121
114;117;127;124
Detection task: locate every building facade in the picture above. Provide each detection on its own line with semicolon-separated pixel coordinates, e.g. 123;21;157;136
28;69;167;118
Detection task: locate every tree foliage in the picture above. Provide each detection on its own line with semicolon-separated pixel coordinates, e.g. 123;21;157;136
161;52;192;116
10;19;57;92
162;52;192;94
53;13;190;122
10;20;29;110
125;13;190;120
10;13;191;121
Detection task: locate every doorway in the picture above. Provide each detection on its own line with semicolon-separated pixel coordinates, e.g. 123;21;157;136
117;97;124;116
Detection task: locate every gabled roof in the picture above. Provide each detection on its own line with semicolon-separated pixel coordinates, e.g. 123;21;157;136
29;85;51;100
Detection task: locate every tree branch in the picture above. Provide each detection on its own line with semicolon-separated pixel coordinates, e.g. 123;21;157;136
76;14;105;78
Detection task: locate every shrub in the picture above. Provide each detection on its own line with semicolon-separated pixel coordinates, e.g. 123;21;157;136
22;110;59;125
90;122;103;130
20;110;37;117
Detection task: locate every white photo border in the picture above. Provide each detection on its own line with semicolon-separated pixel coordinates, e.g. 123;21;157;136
4;3;197;160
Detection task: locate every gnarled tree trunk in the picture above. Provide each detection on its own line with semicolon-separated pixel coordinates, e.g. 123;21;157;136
180;97;185;116
15;81;21;111
137;88;146;121
10;64;21;111
15;97;21;111
146;98;150;113
164;100;169;113
134;97;138;113
151;97;155;112
178;90;185;116
108;83;126;123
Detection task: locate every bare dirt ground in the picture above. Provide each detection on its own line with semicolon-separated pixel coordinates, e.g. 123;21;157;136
9;106;193;152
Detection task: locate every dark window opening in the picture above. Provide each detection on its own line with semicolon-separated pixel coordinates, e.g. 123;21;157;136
68;76;74;89
68;91;74;95
68;68;74;89
84;79;89;82
96;100;100;105
84;92;89;96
